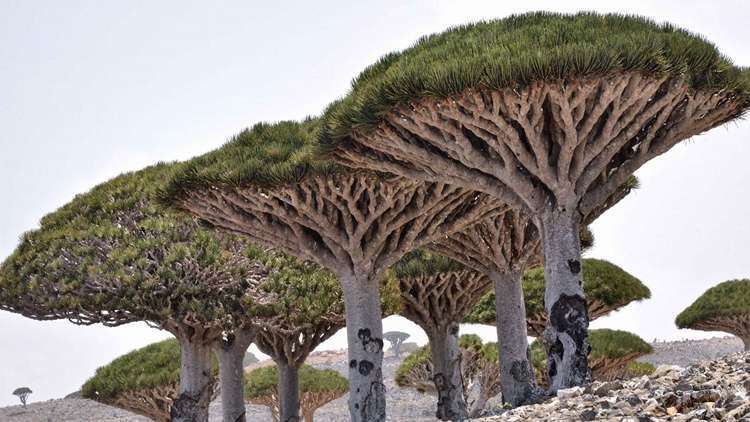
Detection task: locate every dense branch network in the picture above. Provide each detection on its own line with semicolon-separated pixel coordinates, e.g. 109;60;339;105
175;173;503;278
334;73;742;216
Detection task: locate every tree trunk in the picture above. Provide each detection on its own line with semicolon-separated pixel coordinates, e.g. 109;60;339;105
303;410;314;422
491;271;537;406
277;361;301;422
538;208;592;391
341;272;386;422
741;335;750;352
427;322;469;421
215;329;255;422
171;338;214;422
467;385;490;419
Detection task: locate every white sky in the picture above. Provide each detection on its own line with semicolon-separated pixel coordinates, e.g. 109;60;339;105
1;0;749;407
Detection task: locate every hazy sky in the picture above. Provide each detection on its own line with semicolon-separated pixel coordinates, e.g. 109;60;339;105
1;0;749;407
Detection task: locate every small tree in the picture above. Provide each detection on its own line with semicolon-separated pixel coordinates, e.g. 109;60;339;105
676;279;750;351
392;250;493;419
383;331;410;358
245;365;348;422
395;335;499;418
466;259;651;336
81;339;218;422
530;329;653;385
12;387;32;408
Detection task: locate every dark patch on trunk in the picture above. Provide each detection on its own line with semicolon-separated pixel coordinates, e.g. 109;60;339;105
357;328;383;353
546;294;592;387
350;359;357;369
358;360;374;376
171;389;210;421
510;360;532;383
449;325;459;336
567;259;581;274
282;417;300;422
358;368;386;421
549;294;588;350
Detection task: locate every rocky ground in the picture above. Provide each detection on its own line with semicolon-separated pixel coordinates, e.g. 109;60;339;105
0;336;744;421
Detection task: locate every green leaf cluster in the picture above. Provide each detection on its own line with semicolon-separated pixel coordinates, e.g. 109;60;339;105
675;279;750;328
320;11;750;145
0;163;268;328
392;249;465;279
395;334;497;386
244;364;348;400
80;339;217;402
160;119;343;205
465;258;650;325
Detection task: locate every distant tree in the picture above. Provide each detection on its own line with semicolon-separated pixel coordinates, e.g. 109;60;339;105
383;331;410;358
81;339;218;422
244;352;260;367
530;329;653;385
12;387;32;408
395;335;500;418
245;365;348;422
466;259;651;336
0;164;273;422
392;250;492;419
676;279;750;351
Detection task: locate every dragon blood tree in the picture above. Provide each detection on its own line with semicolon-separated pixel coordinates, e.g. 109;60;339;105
530;329;653;384
248;249;398;422
0;164;272;422
676;279;750;351
161;119;503;422
383;331;410;357
395;335;500;417
81;339;218;422
321;12;750;389
466;258;651;337
392;250;492;419
246;365;348;422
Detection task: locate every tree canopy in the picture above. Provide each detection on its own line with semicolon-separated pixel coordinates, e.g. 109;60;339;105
675;279;750;329
0;163;271;333
81;339;218;422
465;258;650;335
320;11;750;145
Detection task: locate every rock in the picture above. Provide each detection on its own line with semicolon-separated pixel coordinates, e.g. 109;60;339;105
556;386;584;399
666;406;678;415
594;380;622;397
579;409;596;421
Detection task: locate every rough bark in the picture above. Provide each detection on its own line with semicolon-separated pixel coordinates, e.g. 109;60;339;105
343;273;386;422
491;271;536;405
215;329;256;422
300;390;348;422
691;315;750;352
428;323;469;421
743;336;750;352
539;208;591;391
276;361;301;422
171;337;214;422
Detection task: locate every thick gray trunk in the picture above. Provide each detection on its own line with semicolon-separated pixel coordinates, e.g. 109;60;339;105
491;271;537;406
741;336;750;352
467;388;490;419
539;208;591;391
277;361;300;422
171;338;213;422
342;272;386;422
428;323;469;421
215;330;255;422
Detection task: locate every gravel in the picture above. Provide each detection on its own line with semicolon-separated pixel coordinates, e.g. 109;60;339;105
0;336;744;422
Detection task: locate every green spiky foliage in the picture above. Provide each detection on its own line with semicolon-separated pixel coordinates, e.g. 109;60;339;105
394;334;488;388
320;12;750;144
81;339;218;422
159;119;344;204
0;163;270;332
530;329;653;383
675;279;750;329
392;249;465;279
465;259;650;336
624;361;656;378
395;335;500;416
245;365;348;421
